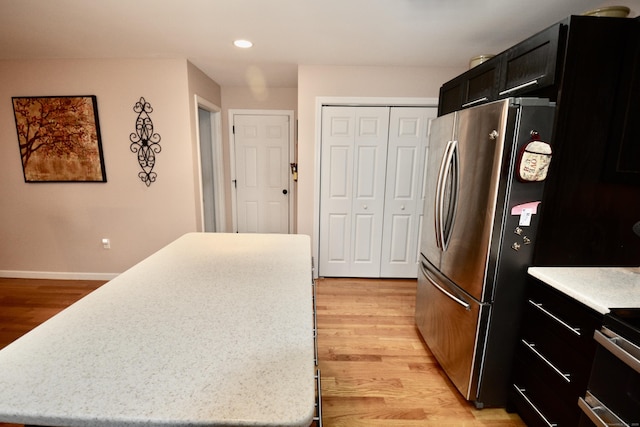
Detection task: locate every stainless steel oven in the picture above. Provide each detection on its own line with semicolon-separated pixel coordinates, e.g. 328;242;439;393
579;308;640;427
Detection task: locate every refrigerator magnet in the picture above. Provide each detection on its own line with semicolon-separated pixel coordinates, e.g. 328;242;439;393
511;201;541;227
516;131;552;182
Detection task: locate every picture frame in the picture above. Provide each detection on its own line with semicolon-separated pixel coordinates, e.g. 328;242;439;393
12;95;107;182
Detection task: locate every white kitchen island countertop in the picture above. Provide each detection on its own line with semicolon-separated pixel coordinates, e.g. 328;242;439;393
0;233;316;427
528;266;640;314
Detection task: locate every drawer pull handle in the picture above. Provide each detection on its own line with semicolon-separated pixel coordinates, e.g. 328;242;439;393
513;384;558;427
312;281;319;366
314;369;323;427
461;97;488;108
522;339;571;383
529;299;581;336
421;261;470;310
499;79;539;96
313;328;318;366
578;391;628;427
595;328;640;374
313;282;318;331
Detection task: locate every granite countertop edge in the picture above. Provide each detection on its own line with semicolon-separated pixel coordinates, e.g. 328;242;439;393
528;266;640;315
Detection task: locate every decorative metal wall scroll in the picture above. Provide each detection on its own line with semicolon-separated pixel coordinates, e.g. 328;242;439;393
129;97;161;186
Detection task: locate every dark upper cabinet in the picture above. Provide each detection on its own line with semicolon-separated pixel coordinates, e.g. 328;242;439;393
533;15;640;266
438;20;566;115
438;78;464;116
498;22;565;98
438;57;501;116
464;58;501;107
604;20;640;184
437;15;640;267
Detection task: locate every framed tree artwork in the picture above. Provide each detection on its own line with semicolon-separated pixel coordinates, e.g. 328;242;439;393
12;95;107;182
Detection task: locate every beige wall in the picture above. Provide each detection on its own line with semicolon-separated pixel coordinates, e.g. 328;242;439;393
0;60;463;278
296;65;465;262
0;58;220;278
187;61;222;231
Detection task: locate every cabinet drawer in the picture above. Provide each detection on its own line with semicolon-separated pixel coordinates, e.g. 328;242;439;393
498;22;565;97
525;279;601;355
510;385;577;427
514;337;588;406
521;303;594;373
511;362;579;427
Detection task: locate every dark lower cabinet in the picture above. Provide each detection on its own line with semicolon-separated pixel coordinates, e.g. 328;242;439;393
578;414;597;427
508;276;602;426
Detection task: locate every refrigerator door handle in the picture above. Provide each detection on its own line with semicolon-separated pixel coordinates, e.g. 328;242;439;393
435;140;458;250
420;260;471;310
439;140;459;250
434;140;452;249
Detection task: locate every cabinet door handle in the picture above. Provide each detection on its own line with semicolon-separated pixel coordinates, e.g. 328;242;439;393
513;384;558;427
499;79;539;96
522;339;571;383
528;299;581;336
461;97;489;108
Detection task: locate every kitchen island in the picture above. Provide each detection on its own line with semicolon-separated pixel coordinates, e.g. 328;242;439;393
0;233;316;427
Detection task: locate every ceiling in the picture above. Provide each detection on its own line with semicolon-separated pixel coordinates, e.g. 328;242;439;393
0;0;637;87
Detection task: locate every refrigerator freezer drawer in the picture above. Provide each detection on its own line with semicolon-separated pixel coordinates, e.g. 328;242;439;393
415;258;486;400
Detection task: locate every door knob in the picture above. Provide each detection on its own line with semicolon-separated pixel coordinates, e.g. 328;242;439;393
282;189;288;195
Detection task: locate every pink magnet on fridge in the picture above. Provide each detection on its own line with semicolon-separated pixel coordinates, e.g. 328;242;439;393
511;201;541;216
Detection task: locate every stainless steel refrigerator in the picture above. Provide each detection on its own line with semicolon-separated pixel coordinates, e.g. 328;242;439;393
415;98;555;408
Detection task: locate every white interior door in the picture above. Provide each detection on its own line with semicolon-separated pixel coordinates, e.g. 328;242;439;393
233;114;290;233
380;107;437;277
319;105;437;278
319;106;390;277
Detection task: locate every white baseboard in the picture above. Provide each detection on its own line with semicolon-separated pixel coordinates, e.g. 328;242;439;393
0;270;119;281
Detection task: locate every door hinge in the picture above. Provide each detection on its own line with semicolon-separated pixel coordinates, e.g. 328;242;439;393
232;179;237;188
232;125;235;134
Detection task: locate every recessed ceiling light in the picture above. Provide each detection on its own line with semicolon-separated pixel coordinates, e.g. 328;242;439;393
234;39;253;48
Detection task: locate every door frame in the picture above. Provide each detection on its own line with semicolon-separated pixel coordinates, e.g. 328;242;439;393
228;109;295;233
314;97;438;278
194;95;225;232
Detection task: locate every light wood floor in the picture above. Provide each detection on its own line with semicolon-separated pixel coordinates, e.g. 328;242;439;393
0;277;525;427
0;278;106;427
315;278;524;426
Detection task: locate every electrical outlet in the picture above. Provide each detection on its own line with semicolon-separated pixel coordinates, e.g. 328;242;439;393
101;238;111;249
